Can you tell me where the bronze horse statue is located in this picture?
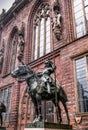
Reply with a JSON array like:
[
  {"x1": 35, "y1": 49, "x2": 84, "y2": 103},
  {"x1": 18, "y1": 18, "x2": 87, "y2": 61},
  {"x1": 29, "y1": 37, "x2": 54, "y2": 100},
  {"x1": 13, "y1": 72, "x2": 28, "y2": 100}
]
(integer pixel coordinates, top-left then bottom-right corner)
[
  {"x1": 0, "y1": 102, "x2": 6, "y2": 126},
  {"x1": 11, "y1": 64, "x2": 70, "y2": 124}
]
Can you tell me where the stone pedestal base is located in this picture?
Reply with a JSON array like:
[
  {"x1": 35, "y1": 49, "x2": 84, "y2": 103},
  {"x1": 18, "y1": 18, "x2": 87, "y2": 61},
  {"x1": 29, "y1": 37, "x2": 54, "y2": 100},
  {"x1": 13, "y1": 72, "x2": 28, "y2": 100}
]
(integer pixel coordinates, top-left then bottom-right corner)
[
  {"x1": 0, "y1": 127, "x2": 6, "y2": 130},
  {"x1": 6, "y1": 128, "x2": 14, "y2": 130},
  {"x1": 25, "y1": 122, "x2": 72, "y2": 130},
  {"x1": 25, "y1": 129, "x2": 71, "y2": 130}
]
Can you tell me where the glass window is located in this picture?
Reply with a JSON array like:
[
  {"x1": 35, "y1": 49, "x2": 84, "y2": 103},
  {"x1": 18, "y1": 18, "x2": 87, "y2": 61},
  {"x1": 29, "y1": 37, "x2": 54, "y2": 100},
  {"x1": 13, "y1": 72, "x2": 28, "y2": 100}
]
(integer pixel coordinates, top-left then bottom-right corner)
[
  {"x1": 74, "y1": 0, "x2": 88, "y2": 38},
  {"x1": 40, "y1": 18, "x2": 44, "y2": 57},
  {"x1": 0, "y1": 86, "x2": 12, "y2": 122},
  {"x1": 75, "y1": 56, "x2": 88, "y2": 113},
  {"x1": 46, "y1": 17, "x2": 50, "y2": 54},
  {"x1": 10, "y1": 37, "x2": 17, "y2": 71},
  {"x1": 84, "y1": 0, "x2": 88, "y2": 6},
  {"x1": 3, "y1": 30, "x2": 18, "y2": 76},
  {"x1": 33, "y1": 3, "x2": 51, "y2": 60},
  {"x1": 74, "y1": 0, "x2": 82, "y2": 7},
  {"x1": 34, "y1": 26, "x2": 38, "y2": 60},
  {"x1": 74, "y1": 4, "x2": 82, "y2": 13},
  {"x1": 75, "y1": 12, "x2": 84, "y2": 19}
]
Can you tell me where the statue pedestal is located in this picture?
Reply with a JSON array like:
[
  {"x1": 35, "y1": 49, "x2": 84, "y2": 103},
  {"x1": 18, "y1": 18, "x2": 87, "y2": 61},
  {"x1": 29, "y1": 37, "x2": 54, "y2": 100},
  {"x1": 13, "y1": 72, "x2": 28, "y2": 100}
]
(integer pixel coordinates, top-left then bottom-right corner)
[
  {"x1": 0, "y1": 127, "x2": 6, "y2": 130},
  {"x1": 24, "y1": 122, "x2": 72, "y2": 130}
]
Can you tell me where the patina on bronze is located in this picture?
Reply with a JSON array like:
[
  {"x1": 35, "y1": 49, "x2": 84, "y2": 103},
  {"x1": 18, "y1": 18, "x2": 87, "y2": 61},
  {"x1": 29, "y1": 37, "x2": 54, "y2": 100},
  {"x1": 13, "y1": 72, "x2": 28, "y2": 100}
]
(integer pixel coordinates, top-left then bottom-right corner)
[
  {"x1": 11, "y1": 60, "x2": 70, "y2": 124},
  {"x1": 0, "y1": 102, "x2": 6, "y2": 126}
]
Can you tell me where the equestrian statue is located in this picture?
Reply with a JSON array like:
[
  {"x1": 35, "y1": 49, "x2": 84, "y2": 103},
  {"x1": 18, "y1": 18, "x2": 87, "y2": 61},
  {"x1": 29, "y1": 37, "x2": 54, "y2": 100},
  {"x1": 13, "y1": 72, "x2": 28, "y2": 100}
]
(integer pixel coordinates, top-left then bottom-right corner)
[{"x1": 11, "y1": 59, "x2": 70, "y2": 124}]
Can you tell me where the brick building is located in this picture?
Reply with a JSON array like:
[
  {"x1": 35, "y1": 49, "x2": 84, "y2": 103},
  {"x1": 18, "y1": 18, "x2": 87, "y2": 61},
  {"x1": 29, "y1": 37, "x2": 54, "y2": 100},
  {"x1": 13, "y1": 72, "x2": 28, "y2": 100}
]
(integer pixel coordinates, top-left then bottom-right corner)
[{"x1": 0, "y1": 0, "x2": 88, "y2": 130}]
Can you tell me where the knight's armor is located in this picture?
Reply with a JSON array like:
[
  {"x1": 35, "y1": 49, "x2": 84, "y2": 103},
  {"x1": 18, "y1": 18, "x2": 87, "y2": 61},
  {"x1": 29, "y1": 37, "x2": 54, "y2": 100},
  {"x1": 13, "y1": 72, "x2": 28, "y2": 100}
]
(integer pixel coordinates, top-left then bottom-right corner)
[{"x1": 41, "y1": 60, "x2": 56, "y2": 93}]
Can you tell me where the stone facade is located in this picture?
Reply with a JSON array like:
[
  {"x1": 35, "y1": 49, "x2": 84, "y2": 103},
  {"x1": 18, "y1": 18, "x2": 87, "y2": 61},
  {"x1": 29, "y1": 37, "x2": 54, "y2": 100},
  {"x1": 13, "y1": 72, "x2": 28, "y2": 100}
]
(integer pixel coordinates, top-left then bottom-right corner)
[{"x1": 0, "y1": 0, "x2": 88, "y2": 130}]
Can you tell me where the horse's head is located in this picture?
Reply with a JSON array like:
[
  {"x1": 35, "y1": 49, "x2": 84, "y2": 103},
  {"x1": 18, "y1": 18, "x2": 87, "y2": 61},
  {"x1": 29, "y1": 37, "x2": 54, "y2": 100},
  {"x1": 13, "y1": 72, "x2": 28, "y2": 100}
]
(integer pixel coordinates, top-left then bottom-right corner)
[{"x1": 11, "y1": 64, "x2": 33, "y2": 79}]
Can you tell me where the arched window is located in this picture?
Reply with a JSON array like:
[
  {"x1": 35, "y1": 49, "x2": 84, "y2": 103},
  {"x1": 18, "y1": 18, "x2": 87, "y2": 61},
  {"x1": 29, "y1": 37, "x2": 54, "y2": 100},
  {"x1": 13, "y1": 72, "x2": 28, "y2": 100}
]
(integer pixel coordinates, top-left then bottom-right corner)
[
  {"x1": 73, "y1": 0, "x2": 88, "y2": 38},
  {"x1": 33, "y1": 3, "x2": 51, "y2": 60},
  {"x1": 10, "y1": 33, "x2": 18, "y2": 71},
  {"x1": 3, "y1": 28, "x2": 18, "y2": 76}
]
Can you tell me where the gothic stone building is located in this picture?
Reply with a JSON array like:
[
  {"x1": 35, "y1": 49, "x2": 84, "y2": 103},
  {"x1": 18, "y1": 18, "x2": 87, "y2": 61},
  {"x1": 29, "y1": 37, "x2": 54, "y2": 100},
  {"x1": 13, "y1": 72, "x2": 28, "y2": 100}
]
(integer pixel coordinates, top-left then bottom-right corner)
[{"x1": 0, "y1": 0, "x2": 88, "y2": 130}]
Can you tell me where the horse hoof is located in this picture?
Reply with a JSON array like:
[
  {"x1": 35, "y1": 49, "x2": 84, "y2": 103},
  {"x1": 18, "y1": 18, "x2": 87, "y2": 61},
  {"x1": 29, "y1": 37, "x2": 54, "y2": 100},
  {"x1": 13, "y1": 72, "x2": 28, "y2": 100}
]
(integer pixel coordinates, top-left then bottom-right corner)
[
  {"x1": 33, "y1": 116, "x2": 41, "y2": 123},
  {"x1": 33, "y1": 118, "x2": 38, "y2": 123}
]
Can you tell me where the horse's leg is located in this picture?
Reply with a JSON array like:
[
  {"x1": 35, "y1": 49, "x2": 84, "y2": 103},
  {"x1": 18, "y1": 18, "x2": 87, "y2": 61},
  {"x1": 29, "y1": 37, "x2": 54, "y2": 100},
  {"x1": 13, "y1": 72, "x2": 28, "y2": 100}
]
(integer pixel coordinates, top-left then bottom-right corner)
[
  {"x1": 30, "y1": 94, "x2": 39, "y2": 121},
  {"x1": 52, "y1": 100, "x2": 62, "y2": 124},
  {"x1": 36, "y1": 94, "x2": 42, "y2": 121},
  {"x1": 57, "y1": 105, "x2": 62, "y2": 124},
  {"x1": 61, "y1": 100, "x2": 70, "y2": 125},
  {"x1": 1, "y1": 114, "x2": 2, "y2": 126},
  {"x1": 38, "y1": 101, "x2": 42, "y2": 121},
  {"x1": 35, "y1": 103, "x2": 39, "y2": 119}
]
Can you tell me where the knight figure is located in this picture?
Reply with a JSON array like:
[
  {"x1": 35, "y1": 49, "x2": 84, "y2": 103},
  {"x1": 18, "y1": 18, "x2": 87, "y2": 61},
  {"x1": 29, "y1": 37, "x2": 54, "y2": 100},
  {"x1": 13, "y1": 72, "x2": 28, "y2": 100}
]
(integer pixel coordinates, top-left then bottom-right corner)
[{"x1": 40, "y1": 59, "x2": 56, "y2": 93}]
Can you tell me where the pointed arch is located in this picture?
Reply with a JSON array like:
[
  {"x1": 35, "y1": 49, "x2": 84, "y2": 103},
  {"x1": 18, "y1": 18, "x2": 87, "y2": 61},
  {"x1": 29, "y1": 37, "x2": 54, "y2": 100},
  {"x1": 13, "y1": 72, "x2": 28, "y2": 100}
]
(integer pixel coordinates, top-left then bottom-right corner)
[
  {"x1": 3, "y1": 26, "x2": 18, "y2": 76},
  {"x1": 26, "y1": 0, "x2": 41, "y2": 63},
  {"x1": 26, "y1": 0, "x2": 52, "y2": 63},
  {"x1": 17, "y1": 86, "x2": 34, "y2": 130}
]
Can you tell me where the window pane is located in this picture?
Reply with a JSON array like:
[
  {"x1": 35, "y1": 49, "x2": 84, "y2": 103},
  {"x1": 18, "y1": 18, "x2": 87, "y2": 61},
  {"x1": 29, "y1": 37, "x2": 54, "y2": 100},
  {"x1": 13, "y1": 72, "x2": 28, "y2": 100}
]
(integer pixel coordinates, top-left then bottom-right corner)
[
  {"x1": 75, "y1": 57, "x2": 88, "y2": 113},
  {"x1": 11, "y1": 39, "x2": 17, "y2": 71},
  {"x1": 78, "y1": 78, "x2": 88, "y2": 89},
  {"x1": 84, "y1": 0, "x2": 88, "y2": 6},
  {"x1": 33, "y1": 4, "x2": 51, "y2": 60},
  {"x1": 46, "y1": 26, "x2": 50, "y2": 31},
  {"x1": 74, "y1": 0, "x2": 82, "y2": 7},
  {"x1": 75, "y1": 16, "x2": 85, "y2": 26},
  {"x1": 40, "y1": 18, "x2": 44, "y2": 57},
  {"x1": 0, "y1": 86, "x2": 12, "y2": 121},
  {"x1": 6, "y1": 87, "x2": 12, "y2": 120},
  {"x1": 77, "y1": 32, "x2": 83, "y2": 38},
  {"x1": 85, "y1": 6, "x2": 88, "y2": 12},
  {"x1": 75, "y1": 15, "x2": 86, "y2": 37},
  {"x1": 34, "y1": 26, "x2": 38, "y2": 60},
  {"x1": 46, "y1": 17, "x2": 50, "y2": 54},
  {"x1": 75, "y1": 11, "x2": 83, "y2": 19},
  {"x1": 74, "y1": 4, "x2": 82, "y2": 13},
  {"x1": 74, "y1": 0, "x2": 87, "y2": 38},
  {"x1": 85, "y1": 7, "x2": 88, "y2": 24},
  {"x1": 76, "y1": 23, "x2": 85, "y2": 33}
]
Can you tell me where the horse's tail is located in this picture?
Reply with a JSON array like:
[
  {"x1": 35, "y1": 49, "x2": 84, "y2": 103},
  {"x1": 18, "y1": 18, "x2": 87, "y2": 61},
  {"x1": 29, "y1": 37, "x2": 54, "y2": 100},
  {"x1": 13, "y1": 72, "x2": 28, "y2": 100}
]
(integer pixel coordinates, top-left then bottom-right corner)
[{"x1": 59, "y1": 86, "x2": 68, "y2": 102}]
